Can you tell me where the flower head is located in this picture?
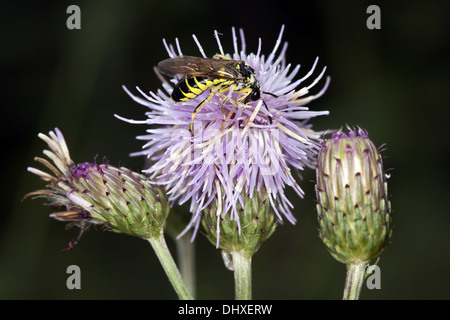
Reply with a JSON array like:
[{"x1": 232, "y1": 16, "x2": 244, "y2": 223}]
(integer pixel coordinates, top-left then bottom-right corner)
[
  {"x1": 23, "y1": 128, "x2": 170, "y2": 251},
  {"x1": 315, "y1": 127, "x2": 392, "y2": 265},
  {"x1": 119, "y1": 26, "x2": 330, "y2": 244}
]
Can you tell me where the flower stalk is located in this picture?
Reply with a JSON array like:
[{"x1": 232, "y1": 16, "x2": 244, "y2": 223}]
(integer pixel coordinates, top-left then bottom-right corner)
[
  {"x1": 342, "y1": 261, "x2": 368, "y2": 300},
  {"x1": 147, "y1": 232, "x2": 194, "y2": 300},
  {"x1": 230, "y1": 250, "x2": 253, "y2": 300},
  {"x1": 164, "y1": 206, "x2": 197, "y2": 298},
  {"x1": 174, "y1": 233, "x2": 196, "y2": 298}
]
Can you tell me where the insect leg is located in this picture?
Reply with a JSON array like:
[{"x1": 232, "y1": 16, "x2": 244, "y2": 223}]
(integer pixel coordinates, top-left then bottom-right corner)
[
  {"x1": 190, "y1": 91, "x2": 215, "y2": 134},
  {"x1": 216, "y1": 83, "x2": 235, "y2": 119},
  {"x1": 217, "y1": 94, "x2": 230, "y2": 120},
  {"x1": 237, "y1": 88, "x2": 273, "y2": 125}
]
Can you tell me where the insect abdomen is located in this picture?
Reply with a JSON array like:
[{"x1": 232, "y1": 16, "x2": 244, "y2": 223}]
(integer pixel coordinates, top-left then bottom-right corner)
[
  {"x1": 171, "y1": 76, "x2": 229, "y2": 102},
  {"x1": 171, "y1": 76, "x2": 205, "y2": 102}
]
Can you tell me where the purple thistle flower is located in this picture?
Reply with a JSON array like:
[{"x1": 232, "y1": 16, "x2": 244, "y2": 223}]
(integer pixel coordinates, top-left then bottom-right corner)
[{"x1": 119, "y1": 26, "x2": 330, "y2": 244}]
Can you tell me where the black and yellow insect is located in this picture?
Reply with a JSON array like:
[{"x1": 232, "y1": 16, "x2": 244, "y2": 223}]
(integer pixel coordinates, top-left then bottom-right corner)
[{"x1": 157, "y1": 54, "x2": 272, "y2": 134}]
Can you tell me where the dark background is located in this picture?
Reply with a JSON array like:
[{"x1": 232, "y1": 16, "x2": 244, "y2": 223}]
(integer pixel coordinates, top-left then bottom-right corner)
[{"x1": 1, "y1": 0, "x2": 449, "y2": 299}]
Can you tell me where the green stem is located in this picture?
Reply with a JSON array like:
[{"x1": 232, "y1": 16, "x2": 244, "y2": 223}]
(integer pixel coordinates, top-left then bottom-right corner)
[
  {"x1": 175, "y1": 235, "x2": 196, "y2": 298},
  {"x1": 343, "y1": 261, "x2": 368, "y2": 300},
  {"x1": 231, "y1": 250, "x2": 252, "y2": 300},
  {"x1": 147, "y1": 233, "x2": 194, "y2": 300}
]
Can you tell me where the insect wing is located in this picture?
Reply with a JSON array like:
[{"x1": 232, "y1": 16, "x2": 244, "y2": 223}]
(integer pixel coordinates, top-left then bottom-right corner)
[{"x1": 157, "y1": 56, "x2": 244, "y2": 80}]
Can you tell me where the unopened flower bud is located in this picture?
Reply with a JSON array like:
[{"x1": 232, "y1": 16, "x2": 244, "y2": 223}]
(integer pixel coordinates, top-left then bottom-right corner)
[{"x1": 315, "y1": 127, "x2": 392, "y2": 265}]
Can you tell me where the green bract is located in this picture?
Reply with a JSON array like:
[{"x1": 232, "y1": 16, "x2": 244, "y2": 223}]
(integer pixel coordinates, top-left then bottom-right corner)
[
  {"x1": 201, "y1": 188, "x2": 277, "y2": 258},
  {"x1": 69, "y1": 165, "x2": 170, "y2": 239}
]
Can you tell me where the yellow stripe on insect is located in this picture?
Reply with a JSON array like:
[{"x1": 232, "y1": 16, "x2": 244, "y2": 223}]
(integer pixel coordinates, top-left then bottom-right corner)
[
  {"x1": 186, "y1": 78, "x2": 203, "y2": 96},
  {"x1": 182, "y1": 78, "x2": 200, "y2": 99},
  {"x1": 194, "y1": 77, "x2": 209, "y2": 91},
  {"x1": 179, "y1": 90, "x2": 192, "y2": 102}
]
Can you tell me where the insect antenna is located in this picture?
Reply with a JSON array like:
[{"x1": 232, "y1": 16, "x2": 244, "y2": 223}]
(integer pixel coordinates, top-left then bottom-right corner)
[
  {"x1": 262, "y1": 99, "x2": 273, "y2": 125},
  {"x1": 262, "y1": 91, "x2": 278, "y2": 124},
  {"x1": 263, "y1": 91, "x2": 278, "y2": 98}
]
